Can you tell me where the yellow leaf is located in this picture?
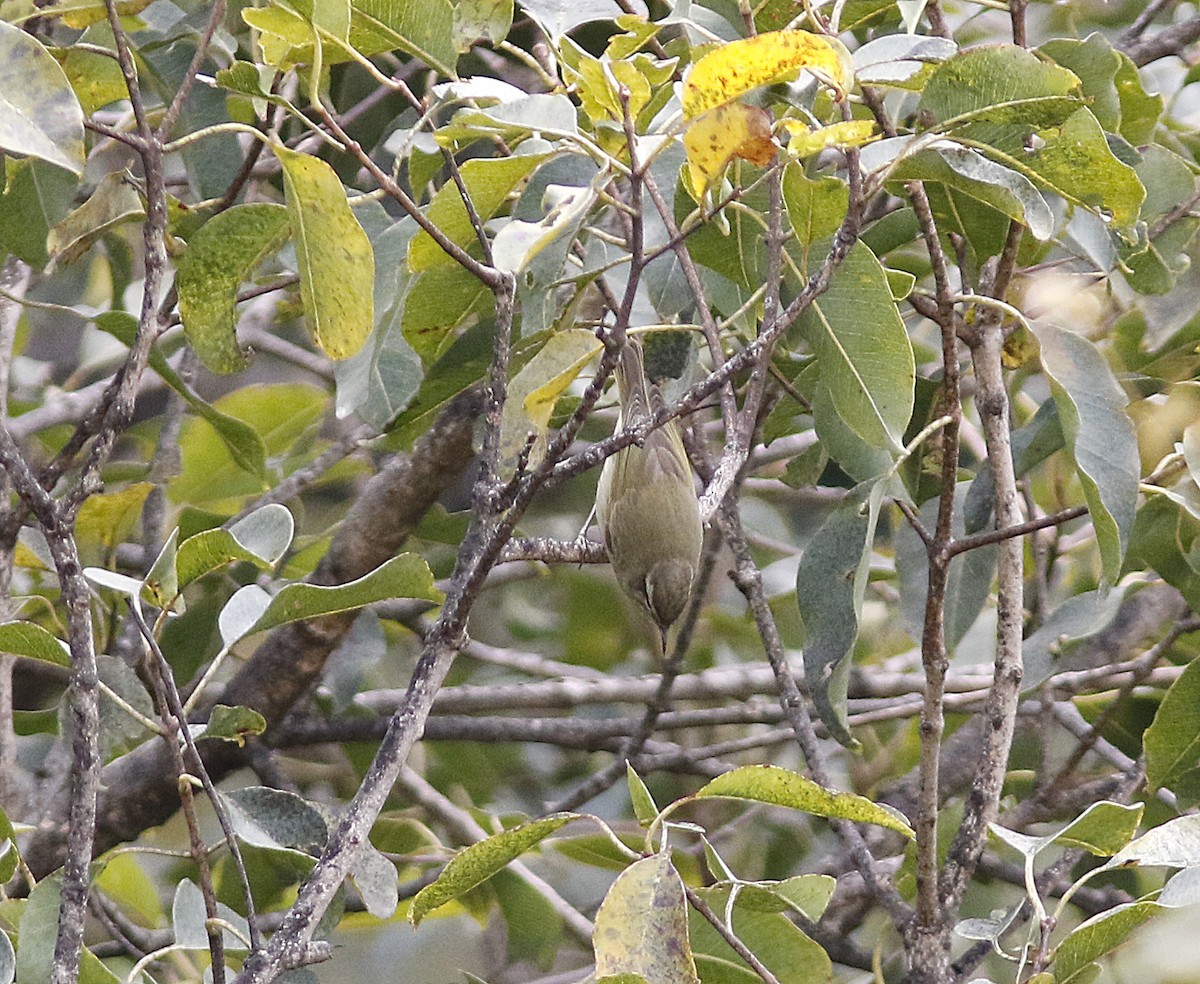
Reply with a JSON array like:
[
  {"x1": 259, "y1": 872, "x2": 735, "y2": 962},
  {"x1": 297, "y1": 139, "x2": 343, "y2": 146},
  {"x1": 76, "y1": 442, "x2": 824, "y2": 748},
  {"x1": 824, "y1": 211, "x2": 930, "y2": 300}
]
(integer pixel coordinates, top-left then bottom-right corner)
[
  {"x1": 75, "y1": 482, "x2": 154, "y2": 550},
  {"x1": 274, "y1": 144, "x2": 374, "y2": 360},
  {"x1": 779, "y1": 118, "x2": 878, "y2": 158},
  {"x1": 681, "y1": 30, "x2": 853, "y2": 121},
  {"x1": 498, "y1": 328, "x2": 602, "y2": 470},
  {"x1": 683, "y1": 103, "x2": 776, "y2": 199}
]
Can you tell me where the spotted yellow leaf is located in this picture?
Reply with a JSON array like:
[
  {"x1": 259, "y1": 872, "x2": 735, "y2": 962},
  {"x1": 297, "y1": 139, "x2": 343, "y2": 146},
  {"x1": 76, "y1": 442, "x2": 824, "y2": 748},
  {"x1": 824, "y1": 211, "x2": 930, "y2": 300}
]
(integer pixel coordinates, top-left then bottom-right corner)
[
  {"x1": 683, "y1": 103, "x2": 776, "y2": 198},
  {"x1": 779, "y1": 118, "x2": 878, "y2": 158},
  {"x1": 681, "y1": 30, "x2": 853, "y2": 120}
]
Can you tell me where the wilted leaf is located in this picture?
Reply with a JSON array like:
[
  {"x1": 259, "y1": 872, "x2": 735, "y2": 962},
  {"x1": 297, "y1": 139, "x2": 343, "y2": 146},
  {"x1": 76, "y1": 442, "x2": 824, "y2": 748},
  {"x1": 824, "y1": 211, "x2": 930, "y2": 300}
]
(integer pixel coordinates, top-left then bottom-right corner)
[{"x1": 47, "y1": 171, "x2": 143, "y2": 263}]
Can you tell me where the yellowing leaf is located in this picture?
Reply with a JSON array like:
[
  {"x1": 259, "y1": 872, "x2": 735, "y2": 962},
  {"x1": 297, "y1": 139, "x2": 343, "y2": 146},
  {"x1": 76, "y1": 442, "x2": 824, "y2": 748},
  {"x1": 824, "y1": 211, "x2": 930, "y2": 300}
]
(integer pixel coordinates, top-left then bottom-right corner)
[
  {"x1": 49, "y1": 0, "x2": 154, "y2": 29},
  {"x1": 683, "y1": 103, "x2": 776, "y2": 198},
  {"x1": 75, "y1": 482, "x2": 154, "y2": 550},
  {"x1": 593, "y1": 853, "x2": 699, "y2": 984},
  {"x1": 274, "y1": 144, "x2": 374, "y2": 360},
  {"x1": 498, "y1": 328, "x2": 602, "y2": 469},
  {"x1": 780, "y1": 118, "x2": 878, "y2": 158},
  {"x1": 681, "y1": 30, "x2": 852, "y2": 120}
]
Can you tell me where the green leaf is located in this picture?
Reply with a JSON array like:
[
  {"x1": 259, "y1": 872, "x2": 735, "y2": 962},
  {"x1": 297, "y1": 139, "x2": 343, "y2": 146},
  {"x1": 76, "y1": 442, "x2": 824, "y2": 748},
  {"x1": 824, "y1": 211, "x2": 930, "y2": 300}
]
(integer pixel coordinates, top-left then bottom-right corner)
[
  {"x1": 695, "y1": 765, "x2": 914, "y2": 838},
  {"x1": 1039, "y1": 34, "x2": 1124, "y2": 133},
  {"x1": 1052, "y1": 902, "x2": 1160, "y2": 984},
  {"x1": 1113, "y1": 51, "x2": 1163, "y2": 145},
  {"x1": 0, "y1": 925, "x2": 12, "y2": 984},
  {"x1": 452, "y1": 0, "x2": 513, "y2": 50},
  {"x1": 491, "y1": 868, "x2": 562, "y2": 969},
  {"x1": 401, "y1": 263, "x2": 494, "y2": 363},
  {"x1": 1021, "y1": 586, "x2": 1130, "y2": 692},
  {"x1": 95, "y1": 312, "x2": 269, "y2": 481},
  {"x1": 1160, "y1": 866, "x2": 1200, "y2": 908},
  {"x1": 783, "y1": 164, "x2": 848, "y2": 250},
  {"x1": 16, "y1": 878, "x2": 120, "y2": 984},
  {"x1": 408, "y1": 154, "x2": 548, "y2": 271},
  {"x1": 222, "y1": 786, "x2": 329, "y2": 857},
  {"x1": 349, "y1": 839, "x2": 400, "y2": 920},
  {"x1": 895, "y1": 484, "x2": 997, "y2": 652},
  {"x1": 335, "y1": 218, "x2": 425, "y2": 427},
  {"x1": 627, "y1": 764, "x2": 658, "y2": 826},
  {"x1": 74, "y1": 481, "x2": 154, "y2": 552},
  {"x1": 0, "y1": 622, "x2": 69, "y2": 668},
  {"x1": 195, "y1": 704, "x2": 267, "y2": 745},
  {"x1": 275, "y1": 143, "x2": 375, "y2": 360},
  {"x1": 0, "y1": 21, "x2": 86, "y2": 175},
  {"x1": 1127, "y1": 497, "x2": 1200, "y2": 611},
  {"x1": 177, "y1": 204, "x2": 292, "y2": 374},
  {"x1": 1022, "y1": 108, "x2": 1144, "y2": 229},
  {"x1": 434, "y1": 90, "x2": 578, "y2": 146},
  {"x1": 707, "y1": 875, "x2": 835, "y2": 921},
  {"x1": 992, "y1": 802, "x2": 1143, "y2": 860},
  {"x1": 94, "y1": 655, "x2": 156, "y2": 763},
  {"x1": 170, "y1": 382, "x2": 325, "y2": 506},
  {"x1": 0, "y1": 158, "x2": 77, "y2": 268},
  {"x1": 143, "y1": 528, "x2": 180, "y2": 612},
  {"x1": 800, "y1": 241, "x2": 915, "y2": 455},
  {"x1": 1033, "y1": 321, "x2": 1139, "y2": 584},
  {"x1": 795, "y1": 481, "x2": 885, "y2": 747},
  {"x1": 491, "y1": 178, "x2": 598, "y2": 276},
  {"x1": 689, "y1": 883, "x2": 829, "y2": 984},
  {"x1": 243, "y1": 553, "x2": 443, "y2": 640},
  {"x1": 919, "y1": 44, "x2": 1081, "y2": 127},
  {"x1": 58, "y1": 27, "x2": 128, "y2": 115},
  {"x1": 335, "y1": 311, "x2": 425, "y2": 429},
  {"x1": 965, "y1": 398, "x2": 1063, "y2": 533},
  {"x1": 592, "y1": 852, "x2": 699, "y2": 984},
  {"x1": 1146, "y1": 655, "x2": 1200, "y2": 793},
  {"x1": 410, "y1": 813, "x2": 577, "y2": 924},
  {"x1": 1108, "y1": 815, "x2": 1200, "y2": 868},
  {"x1": 350, "y1": 0, "x2": 457, "y2": 77},
  {"x1": 388, "y1": 317, "x2": 494, "y2": 442},
  {"x1": 176, "y1": 504, "x2": 294, "y2": 588},
  {"x1": 171, "y1": 879, "x2": 252, "y2": 951},
  {"x1": 46, "y1": 170, "x2": 143, "y2": 263},
  {"x1": 853, "y1": 33, "x2": 957, "y2": 88},
  {"x1": 889, "y1": 143, "x2": 1053, "y2": 242}
]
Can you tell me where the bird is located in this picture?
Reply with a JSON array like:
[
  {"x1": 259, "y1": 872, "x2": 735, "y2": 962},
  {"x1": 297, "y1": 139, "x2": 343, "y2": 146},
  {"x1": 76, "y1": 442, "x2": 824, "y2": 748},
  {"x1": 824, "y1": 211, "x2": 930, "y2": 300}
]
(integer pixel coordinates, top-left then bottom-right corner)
[{"x1": 595, "y1": 337, "x2": 704, "y2": 655}]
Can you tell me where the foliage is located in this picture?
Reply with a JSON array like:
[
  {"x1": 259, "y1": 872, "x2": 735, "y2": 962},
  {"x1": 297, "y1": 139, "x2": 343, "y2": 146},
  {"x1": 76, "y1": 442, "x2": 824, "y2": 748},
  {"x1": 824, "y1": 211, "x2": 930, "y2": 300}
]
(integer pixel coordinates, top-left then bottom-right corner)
[{"x1": 0, "y1": 1, "x2": 1199, "y2": 983}]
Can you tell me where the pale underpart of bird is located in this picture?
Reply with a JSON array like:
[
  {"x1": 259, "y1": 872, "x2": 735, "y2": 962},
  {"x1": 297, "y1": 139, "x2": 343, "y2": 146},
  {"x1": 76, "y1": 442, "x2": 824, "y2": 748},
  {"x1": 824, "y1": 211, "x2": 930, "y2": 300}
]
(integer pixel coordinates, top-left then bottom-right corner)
[{"x1": 595, "y1": 338, "x2": 703, "y2": 654}]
